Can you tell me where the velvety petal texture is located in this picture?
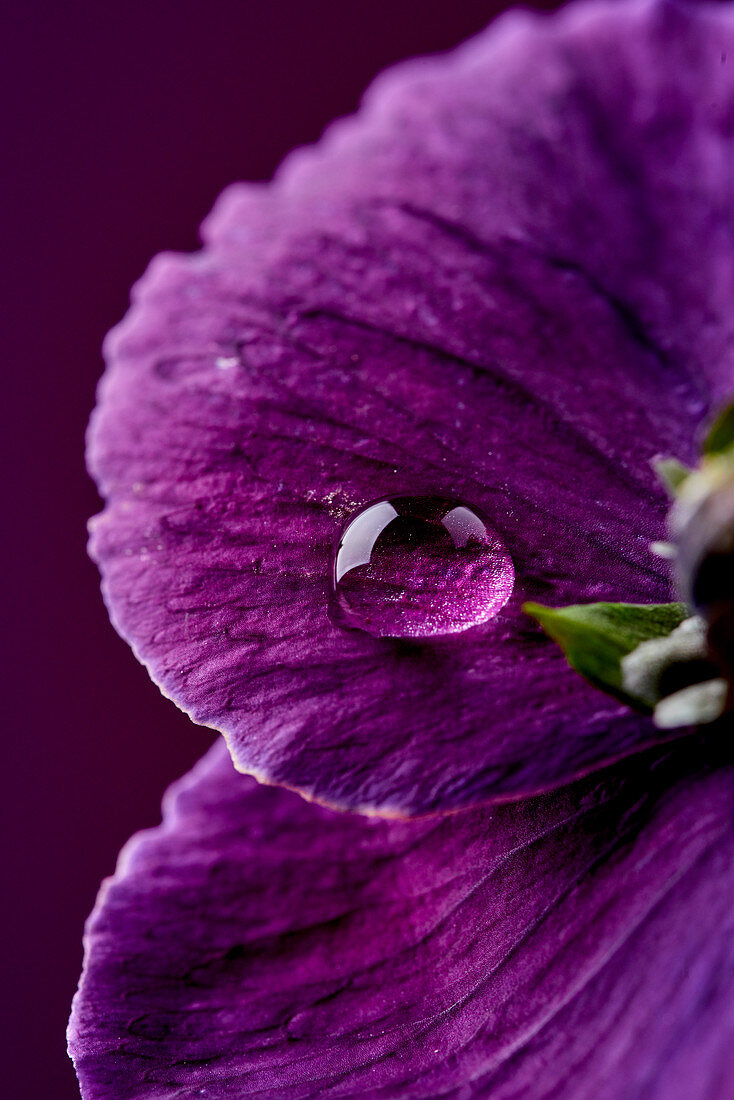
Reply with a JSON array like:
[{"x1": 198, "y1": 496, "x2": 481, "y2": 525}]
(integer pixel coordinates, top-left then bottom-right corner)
[
  {"x1": 89, "y1": 0, "x2": 734, "y2": 813},
  {"x1": 69, "y1": 734, "x2": 734, "y2": 1099}
]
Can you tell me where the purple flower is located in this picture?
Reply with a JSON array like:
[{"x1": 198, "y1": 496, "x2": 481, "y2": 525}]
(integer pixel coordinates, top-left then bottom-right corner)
[
  {"x1": 69, "y1": 736, "x2": 734, "y2": 1099},
  {"x1": 70, "y1": 1, "x2": 734, "y2": 1096}
]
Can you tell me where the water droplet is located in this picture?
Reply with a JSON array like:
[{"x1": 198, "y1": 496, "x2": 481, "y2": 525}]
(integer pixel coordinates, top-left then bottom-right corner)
[{"x1": 332, "y1": 496, "x2": 514, "y2": 638}]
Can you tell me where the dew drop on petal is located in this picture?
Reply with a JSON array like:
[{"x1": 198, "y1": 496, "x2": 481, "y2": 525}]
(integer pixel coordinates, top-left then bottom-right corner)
[{"x1": 331, "y1": 496, "x2": 514, "y2": 638}]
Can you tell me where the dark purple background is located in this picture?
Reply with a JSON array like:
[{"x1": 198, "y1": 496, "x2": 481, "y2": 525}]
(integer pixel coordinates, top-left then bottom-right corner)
[{"x1": 3, "y1": 2, "x2": 558, "y2": 1094}]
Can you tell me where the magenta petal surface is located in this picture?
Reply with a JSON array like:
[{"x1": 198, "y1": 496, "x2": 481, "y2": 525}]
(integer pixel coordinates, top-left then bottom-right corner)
[
  {"x1": 89, "y1": 0, "x2": 734, "y2": 814},
  {"x1": 69, "y1": 735, "x2": 734, "y2": 1099}
]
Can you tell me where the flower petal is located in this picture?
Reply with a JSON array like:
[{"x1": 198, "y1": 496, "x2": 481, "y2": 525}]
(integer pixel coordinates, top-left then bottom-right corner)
[
  {"x1": 69, "y1": 734, "x2": 734, "y2": 1098},
  {"x1": 89, "y1": 0, "x2": 734, "y2": 813}
]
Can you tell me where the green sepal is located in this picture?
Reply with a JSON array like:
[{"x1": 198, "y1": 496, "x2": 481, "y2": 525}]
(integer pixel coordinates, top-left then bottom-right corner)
[
  {"x1": 653, "y1": 456, "x2": 692, "y2": 496},
  {"x1": 703, "y1": 402, "x2": 734, "y2": 457},
  {"x1": 523, "y1": 601, "x2": 688, "y2": 709}
]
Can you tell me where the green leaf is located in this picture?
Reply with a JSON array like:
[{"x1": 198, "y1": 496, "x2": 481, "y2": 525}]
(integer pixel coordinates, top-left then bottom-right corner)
[
  {"x1": 703, "y1": 402, "x2": 734, "y2": 457},
  {"x1": 652, "y1": 456, "x2": 692, "y2": 496},
  {"x1": 523, "y1": 601, "x2": 688, "y2": 709}
]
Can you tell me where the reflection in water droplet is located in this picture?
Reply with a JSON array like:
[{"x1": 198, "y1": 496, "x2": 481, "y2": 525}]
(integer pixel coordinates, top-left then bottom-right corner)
[{"x1": 331, "y1": 496, "x2": 514, "y2": 638}]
